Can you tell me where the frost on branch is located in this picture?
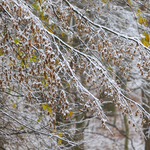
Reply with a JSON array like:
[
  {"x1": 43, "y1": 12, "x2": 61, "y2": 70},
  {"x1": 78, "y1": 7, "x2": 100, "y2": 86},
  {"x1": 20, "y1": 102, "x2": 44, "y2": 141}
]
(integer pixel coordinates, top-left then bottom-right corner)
[{"x1": 0, "y1": 0, "x2": 150, "y2": 149}]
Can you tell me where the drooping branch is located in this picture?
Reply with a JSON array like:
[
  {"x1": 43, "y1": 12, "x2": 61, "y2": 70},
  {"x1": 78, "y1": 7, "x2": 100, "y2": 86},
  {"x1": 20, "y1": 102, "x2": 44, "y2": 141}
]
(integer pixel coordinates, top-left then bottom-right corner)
[{"x1": 63, "y1": 0, "x2": 150, "y2": 54}]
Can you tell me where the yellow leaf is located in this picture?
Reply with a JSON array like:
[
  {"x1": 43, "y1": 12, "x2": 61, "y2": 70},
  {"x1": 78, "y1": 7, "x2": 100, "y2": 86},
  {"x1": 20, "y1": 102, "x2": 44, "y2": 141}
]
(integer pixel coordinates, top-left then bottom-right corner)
[
  {"x1": 39, "y1": 11, "x2": 44, "y2": 20},
  {"x1": 61, "y1": 31, "x2": 64, "y2": 36},
  {"x1": 20, "y1": 60, "x2": 24, "y2": 66},
  {"x1": 37, "y1": 119, "x2": 40, "y2": 122},
  {"x1": 9, "y1": 61, "x2": 13, "y2": 66},
  {"x1": 16, "y1": 55, "x2": 21, "y2": 60},
  {"x1": 66, "y1": 82, "x2": 70, "y2": 88},
  {"x1": 143, "y1": 32, "x2": 149, "y2": 42},
  {"x1": 0, "y1": 50, "x2": 3, "y2": 56},
  {"x1": 37, "y1": 115, "x2": 42, "y2": 122},
  {"x1": 102, "y1": 0, "x2": 109, "y2": 3},
  {"x1": 47, "y1": 107, "x2": 52, "y2": 114},
  {"x1": 42, "y1": 103, "x2": 47, "y2": 109},
  {"x1": 141, "y1": 38, "x2": 149, "y2": 47},
  {"x1": 128, "y1": 0, "x2": 132, "y2": 6},
  {"x1": 16, "y1": 52, "x2": 24, "y2": 60},
  {"x1": 14, "y1": 37, "x2": 20, "y2": 44},
  {"x1": 138, "y1": 16, "x2": 143, "y2": 25},
  {"x1": 42, "y1": 103, "x2": 52, "y2": 114},
  {"x1": 55, "y1": 58, "x2": 60, "y2": 66},
  {"x1": 58, "y1": 131, "x2": 63, "y2": 137},
  {"x1": 61, "y1": 31, "x2": 66, "y2": 37},
  {"x1": 12, "y1": 103, "x2": 16, "y2": 108},
  {"x1": 57, "y1": 139, "x2": 62, "y2": 145},
  {"x1": 69, "y1": 110, "x2": 73, "y2": 116},
  {"x1": 138, "y1": 16, "x2": 148, "y2": 26},
  {"x1": 50, "y1": 23, "x2": 57, "y2": 30},
  {"x1": 45, "y1": 82, "x2": 48, "y2": 86},
  {"x1": 41, "y1": 15, "x2": 49, "y2": 23},
  {"x1": 48, "y1": 28, "x2": 53, "y2": 33},
  {"x1": 136, "y1": 13, "x2": 140, "y2": 17},
  {"x1": 107, "y1": 65, "x2": 112, "y2": 71},
  {"x1": 57, "y1": 131, "x2": 63, "y2": 145},
  {"x1": 137, "y1": 8, "x2": 141, "y2": 14},
  {"x1": 143, "y1": 18, "x2": 148, "y2": 26},
  {"x1": 19, "y1": 126, "x2": 24, "y2": 129},
  {"x1": 31, "y1": 2, "x2": 39, "y2": 10},
  {"x1": 29, "y1": 54, "x2": 38, "y2": 62}
]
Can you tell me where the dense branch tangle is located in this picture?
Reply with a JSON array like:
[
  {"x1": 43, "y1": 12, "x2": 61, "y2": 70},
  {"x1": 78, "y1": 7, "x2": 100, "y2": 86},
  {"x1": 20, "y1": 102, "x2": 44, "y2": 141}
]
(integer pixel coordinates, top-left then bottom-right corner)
[{"x1": 0, "y1": 0, "x2": 150, "y2": 149}]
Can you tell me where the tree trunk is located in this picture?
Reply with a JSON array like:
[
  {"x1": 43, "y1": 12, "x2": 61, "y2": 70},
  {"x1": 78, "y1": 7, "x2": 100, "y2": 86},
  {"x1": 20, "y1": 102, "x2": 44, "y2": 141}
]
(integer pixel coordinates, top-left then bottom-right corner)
[
  {"x1": 124, "y1": 115, "x2": 129, "y2": 150},
  {"x1": 142, "y1": 79, "x2": 150, "y2": 150},
  {"x1": 117, "y1": 73, "x2": 129, "y2": 150},
  {"x1": 73, "y1": 110, "x2": 86, "y2": 150},
  {"x1": 72, "y1": 71, "x2": 86, "y2": 150},
  {"x1": 0, "y1": 103, "x2": 5, "y2": 150}
]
